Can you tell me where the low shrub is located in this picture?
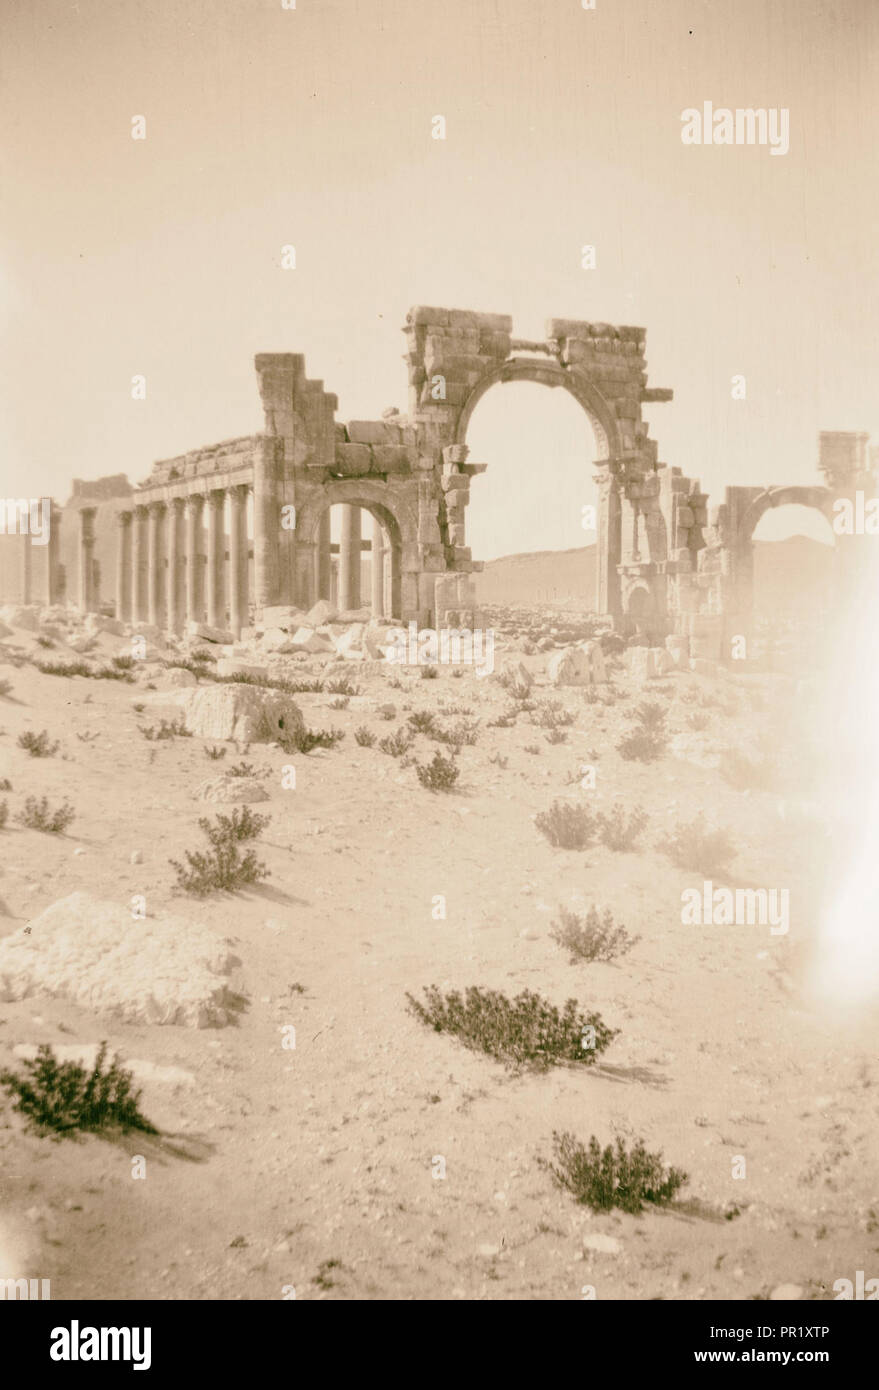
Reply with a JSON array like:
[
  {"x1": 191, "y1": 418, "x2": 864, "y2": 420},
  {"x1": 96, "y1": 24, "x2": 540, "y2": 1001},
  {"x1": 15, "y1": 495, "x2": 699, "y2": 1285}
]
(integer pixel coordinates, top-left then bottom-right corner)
[
  {"x1": 542, "y1": 1131, "x2": 687, "y2": 1213},
  {"x1": 617, "y1": 700, "x2": 668, "y2": 762},
  {"x1": 17, "y1": 796, "x2": 75, "y2": 833},
  {"x1": 378, "y1": 727, "x2": 414, "y2": 758},
  {"x1": 0, "y1": 1042, "x2": 156, "y2": 1136},
  {"x1": 596, "y1": 803, "x2": 649, "y2": 852},
  {"x1": 415, "y1": 749, "x2": 459, "y2": 791},
  {"x1": 658, "y1": 817, "x2": 736, "y2": 875},
  {"x1": 406, "y1": 985, "x2": 617, "y2": 1070},
  {"x1": 535, "y1": 800, "x2": 596, "y2": 849},
  {"x1": 17, "y1": 729, "x2": 59, "y2": 758},
  {"x1": 170, "y1": 807, "x2": 270, "y2": 896},
  {"x1": 551, "y1": 906, "x2": 640, "y2": 963}
]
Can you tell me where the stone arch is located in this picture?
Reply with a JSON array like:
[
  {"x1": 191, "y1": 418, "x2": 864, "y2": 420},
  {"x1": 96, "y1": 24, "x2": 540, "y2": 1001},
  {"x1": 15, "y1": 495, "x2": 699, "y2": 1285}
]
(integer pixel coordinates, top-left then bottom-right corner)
[
  {"x1": 453, "y1": 358, "x2": 622, "y2": 463},
  {"x1": 730, "y1": 485, "x2": 837, "y2": 629},
  {"x1": 625, "y1": 582, "x2": 653, "y2": 617},
  {"x1": 737, "y1": 485, "x2": 836, "y2": 545},
  {"x1": 452, "y1": 359, "x2": 625, "y2": 619},
  {"x1": 294, "y1": 479, "x2": 419, "y2": 619}
]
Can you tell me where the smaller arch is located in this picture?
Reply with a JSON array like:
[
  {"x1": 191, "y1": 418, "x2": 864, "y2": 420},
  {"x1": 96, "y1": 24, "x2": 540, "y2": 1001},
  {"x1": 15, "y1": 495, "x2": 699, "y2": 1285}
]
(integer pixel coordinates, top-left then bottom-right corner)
[
  {"x1": 453, "y1": 358, "x2": 622, "y2": 463},
  {"x1": 737, "y1": 486, "x2": 836, "y2": 545},
  {"x1": 295, "y1": 479, "x2": 418, "y2": 619},
  {"x1": 625, "y1": 583, "x2": 653, "y2": 617}
]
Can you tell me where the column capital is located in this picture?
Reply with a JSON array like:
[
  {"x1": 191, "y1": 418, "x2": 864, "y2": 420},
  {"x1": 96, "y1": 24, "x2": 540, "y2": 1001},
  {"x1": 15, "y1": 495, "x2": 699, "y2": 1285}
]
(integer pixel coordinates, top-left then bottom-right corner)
[{"x1": 116, "y1": 508, "x2": 133, "y2": 526}]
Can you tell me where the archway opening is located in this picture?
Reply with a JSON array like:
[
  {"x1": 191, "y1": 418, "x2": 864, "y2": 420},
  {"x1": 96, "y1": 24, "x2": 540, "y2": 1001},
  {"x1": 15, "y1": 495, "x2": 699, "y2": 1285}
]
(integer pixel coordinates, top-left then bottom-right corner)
[
  {"x1": 749, "y1": 502, "x2": 835, "y2": 669},
  {"x1": 461, "y1": 380, "x2": 602, "y2": 614},
  {"x1": 313, "y1": 501, "x2": 398, "y2": 619}
]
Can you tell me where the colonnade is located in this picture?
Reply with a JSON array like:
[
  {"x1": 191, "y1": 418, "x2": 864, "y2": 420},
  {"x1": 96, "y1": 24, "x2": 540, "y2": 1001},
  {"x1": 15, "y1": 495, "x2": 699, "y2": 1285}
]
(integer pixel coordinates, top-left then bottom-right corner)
[{"x1": 109, "y1": 485, "x2": 251, "y2": 637}]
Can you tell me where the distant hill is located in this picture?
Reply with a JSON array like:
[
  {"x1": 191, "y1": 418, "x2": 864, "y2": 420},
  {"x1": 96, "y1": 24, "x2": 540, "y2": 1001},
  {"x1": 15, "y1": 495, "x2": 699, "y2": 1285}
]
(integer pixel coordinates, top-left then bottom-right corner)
[{"x1": 473, "y1": 535, "x2": 834, "y2": 612}]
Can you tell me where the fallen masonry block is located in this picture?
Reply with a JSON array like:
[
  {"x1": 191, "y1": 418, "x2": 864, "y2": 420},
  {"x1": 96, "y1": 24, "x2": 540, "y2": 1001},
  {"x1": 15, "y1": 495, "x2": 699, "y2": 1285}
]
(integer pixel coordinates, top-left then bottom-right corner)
[
  {"x1": 626, "y1": 646, "x2": 675, "y2": 680},
  {"x1": 0, "y1": 892, "x2": 242, "y2": 1028},
  {"x1": 260, "y1": 606, "x2": 307, "y2": 631},
  {"x1": 194, "y1": 773, "x2": 269, "y2": 804},
  {"x1": 188, "y1": 621, "x2": 233, "y2": 644},
  {"x1": 179, "y1": 682, "x2": 304, "y2": 741}
]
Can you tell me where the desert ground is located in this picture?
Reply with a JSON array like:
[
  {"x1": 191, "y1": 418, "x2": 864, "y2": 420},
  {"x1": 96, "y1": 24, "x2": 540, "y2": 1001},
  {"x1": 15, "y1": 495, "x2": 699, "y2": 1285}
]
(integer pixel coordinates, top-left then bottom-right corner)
[{"x1": 0, "y1": 601, "x2": 876, "y2": 1302}]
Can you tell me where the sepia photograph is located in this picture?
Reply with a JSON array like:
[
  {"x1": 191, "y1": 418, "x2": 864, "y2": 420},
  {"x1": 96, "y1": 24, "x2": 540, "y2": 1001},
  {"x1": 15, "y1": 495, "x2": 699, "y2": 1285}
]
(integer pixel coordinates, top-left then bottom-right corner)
[{"x1": 0, "y1": 0, "x2": 877, "y2": 1352}]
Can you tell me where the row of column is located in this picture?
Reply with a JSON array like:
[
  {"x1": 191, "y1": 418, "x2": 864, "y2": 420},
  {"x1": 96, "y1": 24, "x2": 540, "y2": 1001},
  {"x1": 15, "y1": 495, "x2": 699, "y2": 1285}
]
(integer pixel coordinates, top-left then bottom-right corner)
[
  {"x1": 111, "y1": 487, "x2": 250, "y2": 637},
  {"x1": 317, "y1": 506, "x2": 387, "y2": 614}
]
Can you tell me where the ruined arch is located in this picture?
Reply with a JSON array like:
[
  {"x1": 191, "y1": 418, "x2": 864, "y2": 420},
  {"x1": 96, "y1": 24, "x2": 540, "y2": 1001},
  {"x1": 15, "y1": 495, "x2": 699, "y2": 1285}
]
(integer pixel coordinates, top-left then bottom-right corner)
[
  {"x1": 450, "y1": 358, "x2": 628, "y2": 617},
  {"x1": 293, "y1": 478, "x2": 418, "y2": 619},
  {"x1": 737, "y1": 485, "x2": 836, "y2": 545},
  {"x1": 453, "y1": 358, "x2": 622, "y2": 464}
]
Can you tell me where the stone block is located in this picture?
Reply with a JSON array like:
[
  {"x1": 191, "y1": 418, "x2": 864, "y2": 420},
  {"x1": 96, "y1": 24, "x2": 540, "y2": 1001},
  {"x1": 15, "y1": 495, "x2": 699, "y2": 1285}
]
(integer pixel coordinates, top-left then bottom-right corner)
[
  {"x1": 346, "y1": 420, "x2": 399, "y2": 446},
  {"x1": 370, "y1": 445, "x2": 412, "y2": 474},
  {"x1": 333, "y1": 443, "x2": 372, "y2": 476},
  {"x1": 188, "y1": 622, "x2": 233, "y2": 644},
  {"x1": 305, "y1": 599, "x2": 337, "y2": 626},
  {"x1": 547, "y1": 646, "x2": 592, "y2": 686},
  {"x1": 0, "y1": 891, "x2": 240, "y2": 1028}
]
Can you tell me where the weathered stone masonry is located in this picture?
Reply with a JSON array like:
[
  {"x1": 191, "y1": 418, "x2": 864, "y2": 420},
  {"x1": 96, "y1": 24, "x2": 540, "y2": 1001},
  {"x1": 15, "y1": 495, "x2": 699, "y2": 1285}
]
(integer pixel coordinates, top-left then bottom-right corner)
[{"x1": 9, "y1": 308, "x2": 873, "y2": 661}]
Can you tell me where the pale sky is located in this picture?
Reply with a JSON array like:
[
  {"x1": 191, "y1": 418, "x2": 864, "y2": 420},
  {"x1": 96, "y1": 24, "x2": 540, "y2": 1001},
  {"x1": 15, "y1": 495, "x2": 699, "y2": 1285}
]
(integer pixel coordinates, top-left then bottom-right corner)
[{"x1": 1, "y1": 0, "x2": 876, "y2": 559}]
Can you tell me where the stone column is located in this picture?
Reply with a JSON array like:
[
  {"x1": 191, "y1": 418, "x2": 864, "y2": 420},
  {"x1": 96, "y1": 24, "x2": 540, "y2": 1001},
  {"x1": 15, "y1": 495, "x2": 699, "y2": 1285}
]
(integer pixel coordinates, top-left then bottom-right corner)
[
  {"x1": 228, "y1": 486, "x2": 248, "y2": 638},
  {"x1": 21, "y1": 528, "x2": 32, "y2": 606},
  {"x1": 165, "y1": 499, "x2": 184, "y2": 634},
  {"x1": 206, "y1": 490, "x2": 226, "y2": 628},
  {"x1": 252, "y1": 436, "x2": 279, "y2": 612},
  {"x1": 339, "y1": 505, "x2": 361, "y2": 610},
  {"x1": 185, "y1": 494, "x2": 205, "y2": 627},
  {"x1": 78, "y1": 508, "x2": 96, "y2": 612},
  {"x1": 46, "y1": 500, "x2": 60, "y2": 605},
  {"x1": 130, "y1": 506, "x2": 147, "y2": 623},
  {"x1": 595, "y1": 469, "x2": 622, "y2": 622},
  {"x1": 147, "y1": 503, "x2": 164, "y2": 628},
  {"x1": 115, "y1": 511, "x2": 132, "y2": 621},
  {"x1": 315, "y1": 508, "x2": 332, "y2": 601},
  {"x1": 370, "y1": 515, "x2": 385, "y2": 617}
]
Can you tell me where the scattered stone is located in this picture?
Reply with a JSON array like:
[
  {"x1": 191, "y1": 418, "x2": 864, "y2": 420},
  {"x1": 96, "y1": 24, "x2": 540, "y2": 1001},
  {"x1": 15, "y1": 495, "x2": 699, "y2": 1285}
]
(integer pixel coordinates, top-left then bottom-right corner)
[
  {"x1": 161, "y1": 667, "x2": 198, "y2": 688},
  {"x1": 547, "y1": 646, "x2": 592, "y2": 687},
  {"x1": 290, "y1": 627, "x2": 335, "y2": 654},
  {"x1": 179, "y1": 683, "x2": 303, "y2": 743},
  {"x1": 304, "y1": 599, "x2": 336, "y2": 627},
  {"x1": 188, "y1": 621, "x2": 233, "y2": 644},
  {"x1": 582, "y1": 1233, "x2": 622, "y2": 1255},
  {"x1": 0, "y1": 891, "x2": 241, "y2": 1028},
  {"x1": 627, "y1": 646, "x2": 674, "y2": 680},
  {"x1": 499, "y1": 660, "x2": 533, "y2": 696},
  {"x1": 194, "y1": 773, "x2": 269, "y2": 804}
]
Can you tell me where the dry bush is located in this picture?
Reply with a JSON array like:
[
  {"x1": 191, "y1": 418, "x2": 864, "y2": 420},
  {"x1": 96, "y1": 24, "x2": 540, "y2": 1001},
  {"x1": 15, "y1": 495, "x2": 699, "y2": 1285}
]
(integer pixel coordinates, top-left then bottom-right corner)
[{"x1": 551, "y1": 906, "x2": 640, "y2": 963}]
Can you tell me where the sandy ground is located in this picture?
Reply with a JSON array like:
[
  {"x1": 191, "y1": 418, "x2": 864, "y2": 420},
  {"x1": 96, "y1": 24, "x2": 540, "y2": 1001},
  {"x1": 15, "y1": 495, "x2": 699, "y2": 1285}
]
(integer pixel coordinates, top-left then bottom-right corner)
[{"x1": 0, "y1": 613, "x2": 877, "y2": 1302}]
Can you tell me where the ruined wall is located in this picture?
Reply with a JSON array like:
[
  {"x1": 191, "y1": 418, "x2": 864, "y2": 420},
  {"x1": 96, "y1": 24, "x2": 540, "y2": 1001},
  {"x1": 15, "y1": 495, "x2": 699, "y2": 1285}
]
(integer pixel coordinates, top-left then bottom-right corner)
[{"x1": 6, "y1": 310, "x2": 869, "y2": 664}]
